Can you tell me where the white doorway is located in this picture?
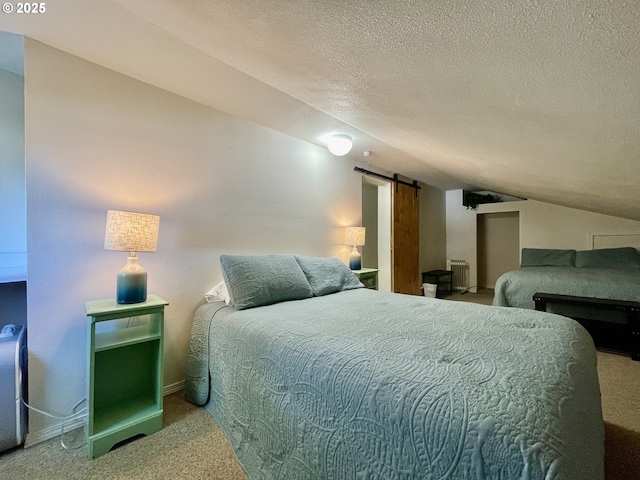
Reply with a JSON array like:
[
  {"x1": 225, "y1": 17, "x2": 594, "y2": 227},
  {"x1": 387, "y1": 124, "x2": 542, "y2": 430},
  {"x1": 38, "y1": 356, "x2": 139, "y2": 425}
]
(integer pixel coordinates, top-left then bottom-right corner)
[{"x1": 361, "y1": 177, "x2": 391, "y2": 292}]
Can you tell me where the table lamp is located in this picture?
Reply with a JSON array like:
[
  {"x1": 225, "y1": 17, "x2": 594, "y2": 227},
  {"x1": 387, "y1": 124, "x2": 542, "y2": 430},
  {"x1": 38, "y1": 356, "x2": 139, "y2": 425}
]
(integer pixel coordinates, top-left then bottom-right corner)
[
  {"x1": 104, "y1": 210, "x2": 160, "y2": 304},
  {"x1": 344, "y1": 226, "x2": 365, "y2": 270}
]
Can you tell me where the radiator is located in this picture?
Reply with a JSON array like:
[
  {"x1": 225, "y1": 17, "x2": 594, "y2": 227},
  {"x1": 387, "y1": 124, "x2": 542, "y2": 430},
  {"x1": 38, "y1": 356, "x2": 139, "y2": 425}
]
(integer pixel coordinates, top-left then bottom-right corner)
[{"x1": 447, "y1": 259, "x2": 467, "y2": 291}]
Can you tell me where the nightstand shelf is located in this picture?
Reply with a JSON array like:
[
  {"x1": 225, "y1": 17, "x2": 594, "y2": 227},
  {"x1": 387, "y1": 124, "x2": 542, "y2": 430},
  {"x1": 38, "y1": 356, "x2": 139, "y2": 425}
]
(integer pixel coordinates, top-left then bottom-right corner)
[
  {"x1": 85, "y1": 294, "x2": 168, "y2": 459},
  {"x1": 353, "y1": 268, "x2": 379, "y2": 290},
  {"x1": 92, "y1": 397, "x2": 161, "y2": 436},
  {"x1": 94, "y1": 324, "x2": 162, "y2": 351}
]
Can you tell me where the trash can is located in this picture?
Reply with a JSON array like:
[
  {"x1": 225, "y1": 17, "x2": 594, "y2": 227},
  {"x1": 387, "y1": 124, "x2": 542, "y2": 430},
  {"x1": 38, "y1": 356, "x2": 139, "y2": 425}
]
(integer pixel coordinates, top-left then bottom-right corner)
[{"x1": 422, "y1": 283, "x2": 438, "y2": 298}]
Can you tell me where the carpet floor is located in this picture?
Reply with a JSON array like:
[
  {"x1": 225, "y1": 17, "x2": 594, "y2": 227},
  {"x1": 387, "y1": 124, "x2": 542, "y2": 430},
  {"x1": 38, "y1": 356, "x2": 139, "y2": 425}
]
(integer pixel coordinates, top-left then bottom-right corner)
[
  {"x1": 1, "y1": 292, "x2": 638, "y2": 479},
  {"x1": 0, "y1": 391, "x2": 247, "y2": 479}
]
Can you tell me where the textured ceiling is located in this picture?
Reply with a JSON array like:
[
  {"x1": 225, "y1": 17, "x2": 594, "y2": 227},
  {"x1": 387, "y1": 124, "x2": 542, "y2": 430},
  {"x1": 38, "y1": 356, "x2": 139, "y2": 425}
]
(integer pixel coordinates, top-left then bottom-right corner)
[{"x1": 1, "y1": 1, "x2": 639, "y2": 219}]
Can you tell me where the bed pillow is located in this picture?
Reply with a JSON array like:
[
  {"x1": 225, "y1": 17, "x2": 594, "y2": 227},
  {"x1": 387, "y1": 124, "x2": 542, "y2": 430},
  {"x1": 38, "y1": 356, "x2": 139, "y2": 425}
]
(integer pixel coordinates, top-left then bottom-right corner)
[
  {"x1": 294, "y1": 255, "x2": 364, "y2": 296},
  {"x1": 220, "y1": 254, "x2": 313, "y2": 310},
  {"x1": 204, "y1": 281, "x2": 230, "y2": 304},
  {"x1": 520, "y1": 248, "x2": 576, "y2": 267},
  {"x1": 575, "y1": 247, "x2": 640, "y2": 269}
]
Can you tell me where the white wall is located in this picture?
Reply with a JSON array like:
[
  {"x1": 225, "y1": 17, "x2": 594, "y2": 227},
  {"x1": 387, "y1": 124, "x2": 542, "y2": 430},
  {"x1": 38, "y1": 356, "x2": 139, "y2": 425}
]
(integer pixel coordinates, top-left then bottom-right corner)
[
  {"x1": 419, "y1": 183, "x2": 447, "y2": 273},
  {"x1": 446, "y1": 189, "x2": 640, "y2": 290},
  {"x1": 445, "y1": 190, "x2": 477, "y2": 289},
  {"x1": 377, "y1": 183, "x2": 392, "y2": 292},
  {"x1": 361, "y1": 181, "x2": 378, "y2": 268},
  {"x1": 0, "y1": 67, "x2": 26, "y2": 269},
  {"x1": 24, "y1": 40, "x2": 361, "y2": 442}
]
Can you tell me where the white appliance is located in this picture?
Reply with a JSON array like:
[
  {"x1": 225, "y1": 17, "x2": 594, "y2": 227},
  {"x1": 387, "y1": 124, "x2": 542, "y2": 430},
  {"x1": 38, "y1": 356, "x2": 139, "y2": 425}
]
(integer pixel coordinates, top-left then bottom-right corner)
[{"x1": 0, "y1": 324, "x2": 27, "y2": 451}]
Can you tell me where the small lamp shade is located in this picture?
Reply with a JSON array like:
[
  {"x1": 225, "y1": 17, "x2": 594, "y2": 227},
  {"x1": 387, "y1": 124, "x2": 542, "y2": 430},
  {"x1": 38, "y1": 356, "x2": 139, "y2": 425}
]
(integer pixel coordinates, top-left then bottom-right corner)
[
  {"x1": 344, "y1": 227, "x2": 365, "y2": 247},
  {"x1": 344, "y1": 227, "x2": 365, "y2": 270},
  {"x1": 104, "y1": 210, "x2": 159, "y2": 253},
  {"x1": 104, "y1": 210, "x2": 160, "y2": 304},
  {"x1": 327, "y1": 134, "x2": 353, "y2": 156}
]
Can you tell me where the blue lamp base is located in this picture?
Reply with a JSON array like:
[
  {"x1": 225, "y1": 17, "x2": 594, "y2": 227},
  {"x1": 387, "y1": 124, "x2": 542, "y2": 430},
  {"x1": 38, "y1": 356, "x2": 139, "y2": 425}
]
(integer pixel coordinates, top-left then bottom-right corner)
[
  {"x1": 116, "y1": 256, "x2": 147, "y2": 304},
  {"x1": 349, "y1": 247, "x2": 362, "y2": 270}
]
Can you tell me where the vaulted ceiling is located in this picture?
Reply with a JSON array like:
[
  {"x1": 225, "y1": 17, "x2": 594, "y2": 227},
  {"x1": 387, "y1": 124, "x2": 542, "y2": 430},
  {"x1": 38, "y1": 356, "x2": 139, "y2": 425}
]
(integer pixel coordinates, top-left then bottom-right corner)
[{"x1": 1, "y1": 1, "x2": 639, "y2": 219}]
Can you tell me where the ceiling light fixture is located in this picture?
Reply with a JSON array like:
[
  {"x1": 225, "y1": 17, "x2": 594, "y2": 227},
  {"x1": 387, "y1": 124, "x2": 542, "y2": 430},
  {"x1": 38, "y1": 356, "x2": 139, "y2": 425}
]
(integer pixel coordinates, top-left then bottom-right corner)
[{"x1": 327, "y1": 134, "x2": 353, "y2": 156}]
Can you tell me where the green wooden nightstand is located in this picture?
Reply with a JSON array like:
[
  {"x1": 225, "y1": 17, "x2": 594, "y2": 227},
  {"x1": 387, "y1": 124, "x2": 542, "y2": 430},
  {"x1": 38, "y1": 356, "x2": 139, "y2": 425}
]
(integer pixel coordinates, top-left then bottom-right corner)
[
  {"x1": 353, "y1": 268, "x2": 379, "y2": 290},
  {"x1": 85, "y1": 294, "x2": 168, "y2": 458}
]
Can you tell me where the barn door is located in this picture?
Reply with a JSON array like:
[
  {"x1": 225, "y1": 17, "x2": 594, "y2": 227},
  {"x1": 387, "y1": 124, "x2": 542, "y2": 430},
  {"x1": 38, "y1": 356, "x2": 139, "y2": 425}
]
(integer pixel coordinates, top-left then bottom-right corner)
[{"x1": 392, "y1": 181, "x2": 420, "y2": 295}]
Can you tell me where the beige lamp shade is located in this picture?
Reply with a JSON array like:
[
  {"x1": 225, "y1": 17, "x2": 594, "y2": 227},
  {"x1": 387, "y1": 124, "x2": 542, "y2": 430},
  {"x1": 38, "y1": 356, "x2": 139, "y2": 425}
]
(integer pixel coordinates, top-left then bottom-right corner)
[
  {"x1": 344, "y1": 227, "x2": 365, "y2": 246},
  {"x1": 104, "y1": 210, "x2": 160, "y2": 253}
]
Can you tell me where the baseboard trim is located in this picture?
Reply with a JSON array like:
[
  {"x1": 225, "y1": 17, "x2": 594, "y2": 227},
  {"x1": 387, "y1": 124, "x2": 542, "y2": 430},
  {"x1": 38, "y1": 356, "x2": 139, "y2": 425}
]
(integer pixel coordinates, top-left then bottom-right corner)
[
  {"x1": 163, "y1": 380, "x2": 185, "y2": 396},
  {"x1": 24, "y1": 415, "x2": 86, "y2": 448},
  {"x1": 24, "y1": 380, "x2": 186, "y2": 447}
]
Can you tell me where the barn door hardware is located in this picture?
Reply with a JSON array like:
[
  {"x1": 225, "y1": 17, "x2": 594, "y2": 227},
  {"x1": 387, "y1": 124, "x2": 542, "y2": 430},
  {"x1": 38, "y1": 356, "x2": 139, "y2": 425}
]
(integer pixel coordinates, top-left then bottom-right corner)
[{"x1": 355, "y1": 167, "x2": 421, "y2": 197}]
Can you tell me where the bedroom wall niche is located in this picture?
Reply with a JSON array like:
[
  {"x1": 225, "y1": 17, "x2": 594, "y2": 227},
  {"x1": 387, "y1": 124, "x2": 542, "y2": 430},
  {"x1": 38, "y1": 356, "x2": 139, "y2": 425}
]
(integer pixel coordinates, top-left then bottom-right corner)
[
  {"x1": 592, "y1": 234, "x2": 640, "y2": 251},
  {"x1": 0, "y1": 31, "x2": 26, "y2": 280},
  {"x1": 23, "y1": 39, "x2": 361, "y2": 444},
  {"x1": 0, "y1": 32, "x2": 27, "y2": 332},
  {"x1": 477, "y1": 212, "x2": 519, "y2": 289}
]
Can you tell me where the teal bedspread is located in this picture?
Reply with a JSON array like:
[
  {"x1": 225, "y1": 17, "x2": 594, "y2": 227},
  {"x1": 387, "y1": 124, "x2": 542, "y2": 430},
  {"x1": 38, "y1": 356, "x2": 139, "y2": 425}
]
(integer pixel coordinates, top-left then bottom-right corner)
[
  {"x1": 185, "y1": 289, "x2": 604, "y2": 479},
  {"x1": 493, "y1": 266, "x2": 640, "y2": 309}
]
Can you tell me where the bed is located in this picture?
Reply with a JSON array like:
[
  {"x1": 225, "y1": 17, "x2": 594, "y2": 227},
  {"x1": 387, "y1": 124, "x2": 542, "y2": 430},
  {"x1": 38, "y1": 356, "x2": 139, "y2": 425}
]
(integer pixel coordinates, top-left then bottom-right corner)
[
  {"x1": 493, "y1": 247, "x2": 640, "y2": 310},
  {"x1": 185, "y1": 254, "x2": 604, "y2": 479}
]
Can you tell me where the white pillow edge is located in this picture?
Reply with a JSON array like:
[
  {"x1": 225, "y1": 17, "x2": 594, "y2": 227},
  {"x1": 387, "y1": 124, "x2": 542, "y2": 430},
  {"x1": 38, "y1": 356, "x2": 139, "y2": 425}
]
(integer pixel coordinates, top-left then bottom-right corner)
[{"x1": 205, "y1": 280, "x2": 230, "y2": 305}]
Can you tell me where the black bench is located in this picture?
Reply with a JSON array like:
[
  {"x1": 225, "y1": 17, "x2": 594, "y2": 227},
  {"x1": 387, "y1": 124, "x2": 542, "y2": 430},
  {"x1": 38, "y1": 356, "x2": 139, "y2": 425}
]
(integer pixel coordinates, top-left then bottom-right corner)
[{"x1": 533, "y1": 292, "x2": 640, "y2": 361}]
